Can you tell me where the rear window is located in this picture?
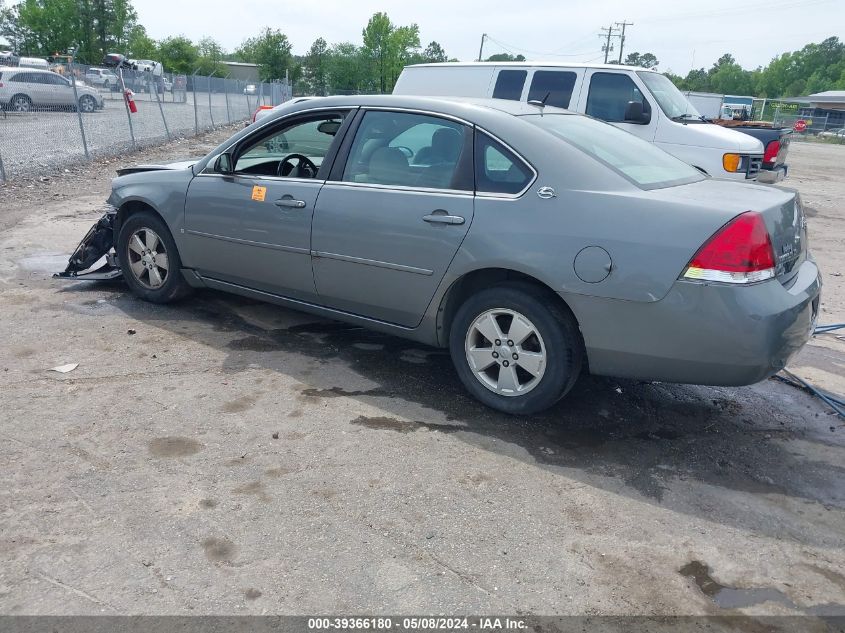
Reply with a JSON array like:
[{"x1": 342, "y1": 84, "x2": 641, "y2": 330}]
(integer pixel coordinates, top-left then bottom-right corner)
[
  {"x1": 522, "y1": 114, "x2": 704, "y2": 189},
  {"x1": 492, "y1": 70, "x2": 526, "y2": 101},
  {"x1": 527, "y1": 71, "x2": 577, "y2": 109}
]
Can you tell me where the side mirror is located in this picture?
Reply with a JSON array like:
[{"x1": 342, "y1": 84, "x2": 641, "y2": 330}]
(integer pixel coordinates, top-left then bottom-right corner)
[
  {"x1": 215, "y1": 153, "x2": 233, "y2": 175},
  {"x1": 624, "y1": 100, "x2": 650, "y2": 124}
]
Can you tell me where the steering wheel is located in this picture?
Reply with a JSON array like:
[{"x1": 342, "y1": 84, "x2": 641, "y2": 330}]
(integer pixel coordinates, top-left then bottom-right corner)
[
  {"x1": 394, "y1": 146, "x2": 414, "y2": 159},
  {"x1": 277, "y1": 153, "x2": 318, "y2": 178}
]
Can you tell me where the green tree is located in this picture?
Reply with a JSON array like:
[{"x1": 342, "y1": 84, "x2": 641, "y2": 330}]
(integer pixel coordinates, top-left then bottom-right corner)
[
  {"x1": 485, "y1": 53, "x2": 526, "y2": 62},
  {"x1": 236, "y1": 27, "x2": 297, "y2": 82},
  {"x1": 388, "y1": 23, "x2": 420, "y2": 86},
  {"x1": 421, "y1": 40, "x2": 447, "y2": 63},
  {"x1": 361, "y1": 12, "x2": 393, "y2": 92},
  {"x1": 126, "y1": 24, "x2": 156, "y2": 58},
  {"x1": 708, "y1": 53, "x2": 753, "y2": 95},
  {"x1": 157, "y1": 35, "x2": 197, "y2": 74},
  {"x1": 304, "y1": 36, "x2": 329, "y2": 95},
  {"x1": 326, "y1": 41, "x2": 370, "y2": 93},
  {"x1": 196, "y1": 35, "x2": 226, "y2": 75},
  {"x1": 624, "y1": 52, "x2": 658, "y2": 69}
]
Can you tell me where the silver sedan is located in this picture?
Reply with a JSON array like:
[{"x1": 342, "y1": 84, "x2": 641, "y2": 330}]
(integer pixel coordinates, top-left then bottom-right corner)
[{"x1": 63, "y1": 95, "x2": 821, "y2": 414}]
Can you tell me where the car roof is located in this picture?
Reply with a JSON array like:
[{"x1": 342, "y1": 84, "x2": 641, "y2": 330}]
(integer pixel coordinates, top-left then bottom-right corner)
[
  {"x1": 0, "y1": 65, "x2": 52, "y2": 72},
  {"x1": 265, "y1": 94, "x2": 574, "y2": 122},
  {"x1": 404, "y1": 61, "x2": 654, "y2": 73}
]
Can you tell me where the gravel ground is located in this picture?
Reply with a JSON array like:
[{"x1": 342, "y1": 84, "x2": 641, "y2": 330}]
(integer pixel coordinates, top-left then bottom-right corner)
[
  {"x1": 0, "y1": 90, "x2": 255, "y2": 180},
  {"x1": 0, "y1": 136, "x2": 843, "y2": 618}
]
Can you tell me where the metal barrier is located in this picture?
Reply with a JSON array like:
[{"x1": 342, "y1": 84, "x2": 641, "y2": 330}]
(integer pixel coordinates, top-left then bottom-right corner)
[
  {"x1": 0, "y1": 63, "x2": 292, "y2": 182},
  {"x1": 773, "y1": 108, "x2": 845, "y2": 144}
]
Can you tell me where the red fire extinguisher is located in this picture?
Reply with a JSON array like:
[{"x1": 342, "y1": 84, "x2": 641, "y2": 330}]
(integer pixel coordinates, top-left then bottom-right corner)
[{"x1": 124, "y1": 89, "x2": 137, "y2": 114}]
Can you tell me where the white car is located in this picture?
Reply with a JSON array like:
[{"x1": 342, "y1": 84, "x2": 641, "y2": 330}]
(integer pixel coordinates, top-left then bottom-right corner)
[
  {"x1": 0, "y1": 66, "x2": 104, "y2": 112},
  {"x1": 85, "y1": 67, "x2": 118, "y2": 91}
]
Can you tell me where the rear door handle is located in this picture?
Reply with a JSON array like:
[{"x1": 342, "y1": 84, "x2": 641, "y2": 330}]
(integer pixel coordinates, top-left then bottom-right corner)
[
  {"x1": 275, "y1": 197, "x2": 306, "y2": 209},
  {"x1": 423, "y1": 212, "x2": 465, "y2": 225}
]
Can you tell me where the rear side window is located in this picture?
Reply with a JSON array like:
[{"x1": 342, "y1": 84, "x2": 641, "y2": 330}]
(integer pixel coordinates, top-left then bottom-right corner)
[
  {"x1": 586, "y1": 72, "x2": 650, "y2": 122},
  {"x1": 527, "y1": 71, "x2": 577, "y2": 109},
  {"x1": 475, "y1": 132, "x2": 534, "y2": 195},
  {"x1": 492, "y1": 70, "x2": 526, "y2": 101},
  {"x1": 9, "y1": 72, "x2": 31, "y2": 83}
]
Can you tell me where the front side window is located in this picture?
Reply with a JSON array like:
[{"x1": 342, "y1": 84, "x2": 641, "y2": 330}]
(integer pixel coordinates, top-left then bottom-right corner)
[
  {"x1": 492, "y1": 70, "x2": 527, "y2": 101},
  {"x1": 341, "y1": 111, "x2": 471, "y2": 190},
  {"x1": 527, "y1": 71, "x2": 577, "y2": 109},
  {"x1": 475, "y1": 132, "x2": 534, "y2": 195},
  {"x1": 637, "y1": 71, "x2": 701, "y2": 119},
  {"x1": 234, "y1": 113, "x2": 346, "y2": 178},
  {"x1": 585, "y1": 72, "x2": 650, "y2": 123},
  {"x1": 522, "y1": 113, "x2": 703, "y2": 189}
]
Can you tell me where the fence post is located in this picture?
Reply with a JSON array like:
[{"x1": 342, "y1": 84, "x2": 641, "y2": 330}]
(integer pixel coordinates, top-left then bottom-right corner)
[
  {"x1": 0, "y1": 147, "x2": 7, "y2": 183},
  {"x1": 153, "y1": 74, "x2": 171, "y2": 140},
  {"x1": 68, "y1": 50, "x2": 90, "y2": 160},
  {"x1": 192, "y1": 70, "x2": 199, "y2": 136},
  {"x1": 244, "y1": 81, "x2": 250, "y2": 117},
  {"x1": 224, "y1": 73, "x2": 231, "y2": 124},
  {"x1": 118, "y1": 67, "x2": 137, "y2": 151},
  {"x1": 207, "y1": 71, "x2": 215, "y2": 128}
]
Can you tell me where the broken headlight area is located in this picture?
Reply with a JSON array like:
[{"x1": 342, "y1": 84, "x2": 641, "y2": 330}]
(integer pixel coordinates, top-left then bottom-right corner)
[{"x1": 54, "y1": 207, "x2": 123, "y2": 281}]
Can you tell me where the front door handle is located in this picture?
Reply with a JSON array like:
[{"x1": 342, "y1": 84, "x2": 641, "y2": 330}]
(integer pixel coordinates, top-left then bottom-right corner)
[
  {"x1": 275, "y1": 197, "x2": 306, "y2": 209},
  {"x1": 423, "y1": 211, "x2": 465, "y2": 225}
]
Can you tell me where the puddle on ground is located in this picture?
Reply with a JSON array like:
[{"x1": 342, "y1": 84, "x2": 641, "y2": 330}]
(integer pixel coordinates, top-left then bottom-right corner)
[
  {"x1": 147, "y1": 436, "x2": 203, "y2": 458},
  {"x1": 16, "y1": 252, "x2": 71, "y2": 274},
  {"x1": 678, "y1": 560, "x2": 845, "y2": 615},
  {"x1": 201, "y1": 537, "x2": 237, "y2": 564}
]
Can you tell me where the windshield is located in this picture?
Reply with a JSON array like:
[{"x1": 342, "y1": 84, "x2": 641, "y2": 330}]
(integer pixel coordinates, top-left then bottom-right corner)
[
  {"x1": 522, "y1": 113, "x2": 704, "y2": 189},
  {"x1": 637, "y1": 71, "x2": 701, "y2": 119}
]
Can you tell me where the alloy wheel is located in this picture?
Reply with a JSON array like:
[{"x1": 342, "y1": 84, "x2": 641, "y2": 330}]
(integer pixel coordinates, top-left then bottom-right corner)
[
  {"x1": 464, "y1": 308, "x2": 547, "y2": 397},
  {"x1": 126, "y1": 228, "x2": 169, "y2": 289},
  {"x1": 12, "y1": 96, "x2": 31, "y2": 112}
]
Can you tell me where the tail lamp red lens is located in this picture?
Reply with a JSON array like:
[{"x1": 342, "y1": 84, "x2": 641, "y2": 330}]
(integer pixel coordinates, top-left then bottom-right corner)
[
  {"x1": 682, "y1": 211, "x2": 776, "y2": 284},
  {"x1": 763, "y1": 140, "x2": 780, "y2": 164}
]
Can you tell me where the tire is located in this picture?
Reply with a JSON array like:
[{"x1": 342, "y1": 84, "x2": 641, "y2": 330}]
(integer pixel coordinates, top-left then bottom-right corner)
[
  {"x1": 449, "y1": 283, "x2": 583, "y2": 415},
  {"x1": 117, "y1": 211, "x2": 193, "y2": 304},
  {"x1": 102, "y1": 80, "x2": 110, "y2": 90},
  {"x1": 10, "y1": 94, "x2": 32, "y2": 112},
  {"x1": 78, "y1": 95, "x2": 96, "y2": 113}
]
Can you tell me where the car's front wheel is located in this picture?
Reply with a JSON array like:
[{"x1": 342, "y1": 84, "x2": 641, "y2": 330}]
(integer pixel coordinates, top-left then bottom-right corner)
[
  {"x1": 78, "y1": 95, "x2": 96, "y2": 113},
  {"x1": 449, "y1": 283, "x2": 583, "y2": 415},
  {"x1": 117, "y1": 211, "x2": 193, "y2": 304}
]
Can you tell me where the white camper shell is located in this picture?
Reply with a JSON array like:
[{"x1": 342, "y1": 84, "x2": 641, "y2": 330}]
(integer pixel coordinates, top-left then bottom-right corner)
[{"x1": 393, "y1": 62, "x2": 765, "y2": 181}]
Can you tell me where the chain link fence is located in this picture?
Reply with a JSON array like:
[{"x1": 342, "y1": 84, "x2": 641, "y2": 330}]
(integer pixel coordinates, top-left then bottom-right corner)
[
  {"x1": 0, "y1": 61, "x2": 292, "y2": 182},
  {"x1": 772, "y1": 107, "x2": 845, "y2": 144}
]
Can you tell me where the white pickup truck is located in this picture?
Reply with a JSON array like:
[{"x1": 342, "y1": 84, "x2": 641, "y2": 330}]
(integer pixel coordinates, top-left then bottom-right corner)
[{"x1": 393, "y1": 62, "x2": 765, "y2": 182}]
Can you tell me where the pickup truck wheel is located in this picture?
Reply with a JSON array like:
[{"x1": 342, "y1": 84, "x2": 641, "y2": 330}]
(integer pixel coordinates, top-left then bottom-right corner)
[
  {"x1": 117, "y1": 211, "x2": 193, "y2": 304},
  {"x1": 449, "y1": 283, "x2": 583, "y2": 415},
  {"x1": 78, "y1": 95, "x2": 96, "y2": 113}
]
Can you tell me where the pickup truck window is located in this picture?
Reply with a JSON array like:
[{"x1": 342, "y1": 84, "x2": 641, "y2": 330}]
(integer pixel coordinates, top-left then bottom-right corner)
[
  {"x1": 493, "y1": 70, "x2": 527, "y2": 101},
  {"x1": 637, "y1": 71, "x2": 701, "y2": 120},
  {"x1": 523, "y1": 113, "x2": 703, "y2": 189},
  {"x1": 527, "y1": 71, "x2": 577, "y2": 109},
  {"x1": 586, "y1": 72, "x2": 649, "y2": 123}
]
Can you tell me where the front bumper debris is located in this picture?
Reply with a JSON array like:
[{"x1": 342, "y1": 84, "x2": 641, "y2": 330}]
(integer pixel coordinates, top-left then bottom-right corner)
[{"x1": 53, "y1": 208, "x2": 123, "y2": 281}]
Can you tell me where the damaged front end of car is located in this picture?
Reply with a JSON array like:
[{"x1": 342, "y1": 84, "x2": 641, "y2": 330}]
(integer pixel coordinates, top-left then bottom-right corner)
[{"x1": 53, "y1": 206, "x2": 123, "y2": 281}]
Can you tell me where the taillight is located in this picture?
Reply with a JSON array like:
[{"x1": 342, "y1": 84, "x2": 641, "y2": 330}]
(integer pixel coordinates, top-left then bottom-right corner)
[
  {"x1": 682, "y1": 211, "x2": 776, "y2": 284},
  {"x1": 763, "y1": 140, "x2": 780, "y2": 164}
]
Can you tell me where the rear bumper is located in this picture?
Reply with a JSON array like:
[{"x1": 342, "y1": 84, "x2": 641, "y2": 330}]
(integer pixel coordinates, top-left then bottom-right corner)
[
  {"x1": 566, "y1": 258, "x2": 821, "y2": 386},
  {"x1": 757, "y1": 164, "x2": 788, "y2": 183}
]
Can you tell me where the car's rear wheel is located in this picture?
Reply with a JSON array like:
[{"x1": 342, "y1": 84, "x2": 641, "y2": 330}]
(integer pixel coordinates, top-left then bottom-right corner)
[
  {"x1": 10, "y1": 94, "x2": 32, "y2": 112},
  {"x1": 78, "y1": 95, "x2": 96, "y2": 113},
  {"x1": 449, "y1": 283, "x2": 583, "y2": 415},
  {"x1": 117, "y1": 211, "x2": 193, "y2": 304}
]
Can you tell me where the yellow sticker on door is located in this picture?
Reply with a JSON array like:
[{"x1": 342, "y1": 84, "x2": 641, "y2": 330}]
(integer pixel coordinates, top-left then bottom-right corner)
[{"x1": 251, "y1": 185, "x2": 267, "y2": 202}]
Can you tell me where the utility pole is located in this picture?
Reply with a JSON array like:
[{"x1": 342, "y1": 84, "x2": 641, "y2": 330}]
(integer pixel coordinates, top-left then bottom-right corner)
[
  {"x1": 615, "y1": 20, "x2": 634, "y2": 64},
  {"x1": 477, "y1": 33, "x2": 487, "y2": 62},
  {"x1": 598, "y1": 25, "x2": 618, "y2": 64}
]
